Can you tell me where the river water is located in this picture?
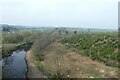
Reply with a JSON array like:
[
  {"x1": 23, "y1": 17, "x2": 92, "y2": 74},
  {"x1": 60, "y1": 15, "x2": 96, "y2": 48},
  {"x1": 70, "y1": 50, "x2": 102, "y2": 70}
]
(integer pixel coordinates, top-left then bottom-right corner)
[{"x1": 2, "y1": 50, "x2": 27, "y2": 78}]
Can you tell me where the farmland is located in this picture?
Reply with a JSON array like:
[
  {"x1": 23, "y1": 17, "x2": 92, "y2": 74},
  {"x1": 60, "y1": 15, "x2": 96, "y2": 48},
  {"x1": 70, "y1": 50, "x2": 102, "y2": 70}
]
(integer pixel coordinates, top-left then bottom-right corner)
[
  {"x1": 61, "y1": 32, "x2": 119, "y2": 67},
  {"x1": 1, "y1": 25, "x2": 119, "y2": 79}
]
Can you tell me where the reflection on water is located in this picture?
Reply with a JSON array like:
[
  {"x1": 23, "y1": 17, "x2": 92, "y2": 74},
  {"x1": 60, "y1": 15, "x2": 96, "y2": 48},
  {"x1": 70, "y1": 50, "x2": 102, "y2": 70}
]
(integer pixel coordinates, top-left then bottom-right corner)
[{"x1": 2, "y1": 50, "x2": 27, "y2": 78}]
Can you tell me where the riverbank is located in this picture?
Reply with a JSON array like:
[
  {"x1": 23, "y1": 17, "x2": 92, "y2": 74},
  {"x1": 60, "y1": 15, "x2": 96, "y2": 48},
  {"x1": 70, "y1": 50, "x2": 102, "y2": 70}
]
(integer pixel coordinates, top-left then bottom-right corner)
[
  {"x1": 27, "y1": 42, "x2": 118, "y2": 78},
  {"x1": 2, "y1": 42, "x2": 33, "y2": 58},
  {"x1": 25, "y1": 50, "x2": 47, "y2": 78}
]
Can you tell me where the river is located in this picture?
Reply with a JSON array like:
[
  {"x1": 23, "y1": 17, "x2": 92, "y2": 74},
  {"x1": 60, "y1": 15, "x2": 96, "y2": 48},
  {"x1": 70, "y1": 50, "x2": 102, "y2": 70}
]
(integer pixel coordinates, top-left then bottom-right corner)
[{"x1": 2, "y1": 50, "x2": 27, "y2": 78}]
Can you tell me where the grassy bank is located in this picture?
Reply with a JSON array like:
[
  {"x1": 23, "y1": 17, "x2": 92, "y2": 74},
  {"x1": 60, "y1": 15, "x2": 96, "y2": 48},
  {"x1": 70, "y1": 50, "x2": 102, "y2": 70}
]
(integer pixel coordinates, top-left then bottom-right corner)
[
  {"x1": 2, "y1": 30, "x2": 42, "y2": 58},
  {"x1": 2, "y1": 42, "x2": 33, "y2": 57},
  {"x1": 30, "y1": 31, "x2": 66, "y2": 78}
]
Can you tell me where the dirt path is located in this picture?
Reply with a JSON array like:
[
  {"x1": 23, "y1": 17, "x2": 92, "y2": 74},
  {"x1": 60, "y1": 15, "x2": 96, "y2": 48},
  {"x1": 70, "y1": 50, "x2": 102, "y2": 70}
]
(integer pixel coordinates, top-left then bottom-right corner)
[{"x1": 26, "y1": 50, "x2": 47, "y2": 78}]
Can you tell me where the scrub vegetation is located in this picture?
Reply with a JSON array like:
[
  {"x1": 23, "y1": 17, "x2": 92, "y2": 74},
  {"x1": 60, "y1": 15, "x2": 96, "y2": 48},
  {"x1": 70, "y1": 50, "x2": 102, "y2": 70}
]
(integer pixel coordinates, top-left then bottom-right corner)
[
  {"x1": 2, "y1": 25, "x2": 119, "y2": 78},
  {"x1": 2, "y1": 30, "x2": 42, "y2": 57},
  {"x1": 30, "y1": 29, "x2": 118, "y2": 78},
  {"x1": 61, "y1": 32, "x2": 119, "y2": 67}
]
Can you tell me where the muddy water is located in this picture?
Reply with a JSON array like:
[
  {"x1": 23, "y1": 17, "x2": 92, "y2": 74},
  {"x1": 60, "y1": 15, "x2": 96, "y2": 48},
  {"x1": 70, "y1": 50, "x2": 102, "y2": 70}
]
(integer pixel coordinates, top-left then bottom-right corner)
[{"x1": 2, "y1": 50, "x2": 27, "y2": 78}]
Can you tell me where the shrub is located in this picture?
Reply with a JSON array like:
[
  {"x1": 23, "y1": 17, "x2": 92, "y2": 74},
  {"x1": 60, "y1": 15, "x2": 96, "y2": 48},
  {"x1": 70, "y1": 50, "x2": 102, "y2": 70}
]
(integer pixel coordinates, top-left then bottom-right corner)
[{"x1": 2, "y1": 44, "x2": 16, "y2": 57}]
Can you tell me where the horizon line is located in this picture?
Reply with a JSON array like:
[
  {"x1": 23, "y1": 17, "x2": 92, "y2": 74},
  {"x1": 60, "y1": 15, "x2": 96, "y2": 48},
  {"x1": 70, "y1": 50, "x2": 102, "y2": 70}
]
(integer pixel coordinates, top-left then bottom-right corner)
[{"x1": 0, "y1": 23, "x2": 118, "y2": 30}]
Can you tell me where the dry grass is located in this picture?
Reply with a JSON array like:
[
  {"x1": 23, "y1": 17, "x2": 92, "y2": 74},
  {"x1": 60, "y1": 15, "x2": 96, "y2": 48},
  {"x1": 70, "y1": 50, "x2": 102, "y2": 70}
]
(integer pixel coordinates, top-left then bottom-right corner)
[{"x1": 35, "y1": 41, "x2": 118, "y2": 78}]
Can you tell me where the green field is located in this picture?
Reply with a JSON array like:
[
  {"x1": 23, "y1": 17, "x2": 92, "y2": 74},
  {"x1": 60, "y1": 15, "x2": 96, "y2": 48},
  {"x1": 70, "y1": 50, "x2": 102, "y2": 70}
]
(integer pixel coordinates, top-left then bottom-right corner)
[{"x1": 61, "y1": 32, "x2": 118, "y2": 67}]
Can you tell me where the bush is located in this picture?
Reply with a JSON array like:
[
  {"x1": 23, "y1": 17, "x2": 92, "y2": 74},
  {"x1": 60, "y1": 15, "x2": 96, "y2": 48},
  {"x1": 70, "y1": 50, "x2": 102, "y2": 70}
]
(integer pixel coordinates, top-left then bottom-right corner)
[
  {"x1": 2, "y1": 44, "x2": 16, "y2": 57},
  {"x1": 35, "y1": 61, "x2": 44, "y2": 71}
]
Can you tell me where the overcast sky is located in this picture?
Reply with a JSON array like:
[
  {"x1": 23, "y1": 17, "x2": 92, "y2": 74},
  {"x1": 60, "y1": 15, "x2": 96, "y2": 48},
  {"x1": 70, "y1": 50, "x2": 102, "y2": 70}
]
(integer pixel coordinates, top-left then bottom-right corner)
[{"x1": 0, "y1": 0, "x2": 119, "y2": 29}]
